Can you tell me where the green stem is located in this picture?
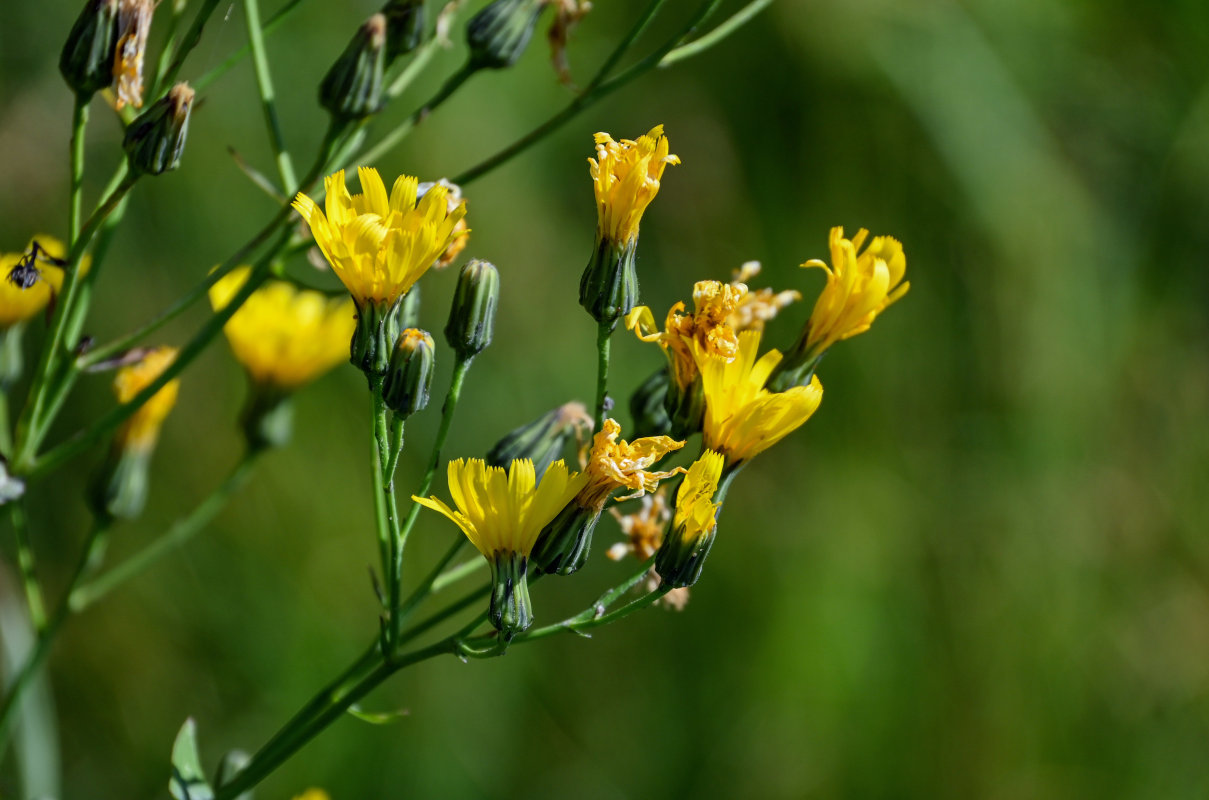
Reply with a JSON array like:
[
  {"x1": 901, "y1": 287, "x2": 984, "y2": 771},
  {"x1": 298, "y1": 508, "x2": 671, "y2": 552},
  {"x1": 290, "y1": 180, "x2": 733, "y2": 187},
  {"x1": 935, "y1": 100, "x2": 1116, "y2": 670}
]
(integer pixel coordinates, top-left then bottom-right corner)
[
  {"x1": 7, "y1": 504, "x2": 45, "y2": 632},
  {"x1": 658, "y1": 0, "x2": 774, "y2": 67},
  {"x1": 429, "y1": 551, "x2": 485, "y2": 594},
  {"x1": 244, "y1": 0, "x2": 298, "y2": 191},
  {"x1": 593, "y1": 320, "x2": 611, "y2": 430},
  {"x1": 385, "y1": 415, "x2": 405, "y2": 482},
  {"x1": 68, "y1": 453, "x2": 260, "y2": 612},
  {"x1": 159, "y1": 0, "x2": 223, "y2": 91},
  {"x1": 193, "y1": 0, "x2": 311, "y2": 92},
  {"x1": 394, "y1": 536, "x2": 466, "y2": 625},
  {"x1": 68, "y1": 96, "x2": 89, "y2": 243},
  {"x1": 149, "y1": 0, "x2": 186, "y2": 99}
]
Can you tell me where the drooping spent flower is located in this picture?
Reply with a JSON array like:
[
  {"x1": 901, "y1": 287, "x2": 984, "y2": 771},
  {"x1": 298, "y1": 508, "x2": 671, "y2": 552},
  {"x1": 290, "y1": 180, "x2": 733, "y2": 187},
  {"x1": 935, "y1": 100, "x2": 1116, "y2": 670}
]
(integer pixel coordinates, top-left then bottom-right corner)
[
  {"x1": 607, "y1": 486, "x2": 670, "y2": 563},
  {"x1": 208, "y1": 267, "x2": 355, "y2": 449},
  {"x1": 531, "y1": 418, "x2": 683, "y2": 575},
  {"x1": 726, "y1": 261, "x2": 800, "y2": 333},
  {"x1": 89, "y1": 346, "x2": 180, "y2": 520},
  {"x1": 772, "y1": 227, "x2": 908, "y2": 390},
  {"x1": 292, "y1": 167, "x2": 467, "y2": 378},
  {"x1": 113, "y1": 0, "x2": 155, "y2": 109},
  {"x1": 545, "y1": 0, "x2": 591, "y2": 87},
  {"x1": 413, "y1": 458, "x2": 588, "y2": 637},
  {"x1": 580, "y1": 125, "x2": 679, "y2": 325},
  {"x1": 486, "y1": 401, "x2": 593, "y2": 479},
  {"x1": 626, "y1": 279, "x2": 747, "y2": 436},
  {"x1": 654, "y1": 450, "x2": 724, "y2": 588},
  {"x1": 696, "y1": 330, "x2": 823, "y2": 468}
]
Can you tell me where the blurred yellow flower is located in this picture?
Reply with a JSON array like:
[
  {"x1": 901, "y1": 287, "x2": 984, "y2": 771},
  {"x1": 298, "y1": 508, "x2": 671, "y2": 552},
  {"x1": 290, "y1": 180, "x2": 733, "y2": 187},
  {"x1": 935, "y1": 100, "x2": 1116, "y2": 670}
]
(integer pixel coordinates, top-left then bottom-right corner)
[
  {"x1": 208, "y1": 267, "x2": 355, "y2": 390},
  {"x1": 696, "y1": 330, "x2": 823, "y2": 465},
  {"x1": 0, "y1": 235, "x2": 89, "y2": 329},
  {"x1": 114, "y1": 346, "x2": 179, "y2": 451},
  {"x1": 607, "y1": 486, "x2": 671, "y2": 562},
  {"x1": 291, "y1": 791, "x2": 331, "y2": 800},
  {"x1": 579, "y1": 418, "x2": 683, "y2": 509},
  {"x1": 414, "y1": 458, "x2": 587, "y2": 560},
  {"x1": 292, "y1": 167, "x2": 467, "y2": 309},
  {"x1": 590, "y1": 125, "x2": 679, "y2": 246},
  {"x1": 726, "y1": 261, "x2": 800, "y2": 333},
  {"x1": 800, "y1": 226, "x2": 908, "y2": 356}
]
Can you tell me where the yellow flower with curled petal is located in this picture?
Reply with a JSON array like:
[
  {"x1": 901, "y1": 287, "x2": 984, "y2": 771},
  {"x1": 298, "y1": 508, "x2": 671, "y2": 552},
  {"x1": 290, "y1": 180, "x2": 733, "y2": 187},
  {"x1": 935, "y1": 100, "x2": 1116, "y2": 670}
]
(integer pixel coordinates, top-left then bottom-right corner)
[
  {"x1": 1, "y1": 235, "x2": 90, "y2": 329},
  {"x1": 655, "y1": 449, "x2": 724, "y2": 588},
  {"x1": 208, "y1": 267, "x2": 355, "y2": 390},
  {"x1": 696, "y1": 330, "x2": 823, "y2": 466},
  {"x1": 291, "y1": 167, "x2": 467, "y2": 309},
  {"x1": 579, "y1": 418, "x2": 684, "y2": 508},
  {"x1": 801, "y1": 226, "x2": 908, "y2": 355},
  {"x1": 114, "y1": 346, "x2": 180, "y2": 452},
  {"x1": 589, "y1": 125, "x2": 679, "y2": 247},
  {"x1": 414, "y1": 458, "x2": 588, "y2": 635}
]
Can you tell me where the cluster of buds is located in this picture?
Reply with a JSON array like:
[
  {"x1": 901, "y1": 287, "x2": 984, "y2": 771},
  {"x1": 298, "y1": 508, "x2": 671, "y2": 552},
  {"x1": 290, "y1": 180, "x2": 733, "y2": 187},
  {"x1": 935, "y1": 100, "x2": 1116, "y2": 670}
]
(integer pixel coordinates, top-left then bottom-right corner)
[{"x1": 60, "y1": 0, "x2": 155, "y2": 105}]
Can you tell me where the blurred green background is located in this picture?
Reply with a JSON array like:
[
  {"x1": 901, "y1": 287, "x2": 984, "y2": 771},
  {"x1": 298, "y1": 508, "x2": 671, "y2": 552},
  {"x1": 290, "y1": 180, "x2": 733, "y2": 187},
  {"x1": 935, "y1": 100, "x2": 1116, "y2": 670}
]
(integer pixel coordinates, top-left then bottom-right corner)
[{"x1": 3, "y1": 0, "x2": 1209, "y2": 797}]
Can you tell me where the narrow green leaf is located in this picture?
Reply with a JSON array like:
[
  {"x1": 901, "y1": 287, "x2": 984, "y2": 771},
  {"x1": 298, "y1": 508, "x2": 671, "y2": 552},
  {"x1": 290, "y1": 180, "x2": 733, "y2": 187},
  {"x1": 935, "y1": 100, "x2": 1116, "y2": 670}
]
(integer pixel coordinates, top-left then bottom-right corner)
[{"x1": 347, "y1": 704, "x2": 409, "y2": 725}]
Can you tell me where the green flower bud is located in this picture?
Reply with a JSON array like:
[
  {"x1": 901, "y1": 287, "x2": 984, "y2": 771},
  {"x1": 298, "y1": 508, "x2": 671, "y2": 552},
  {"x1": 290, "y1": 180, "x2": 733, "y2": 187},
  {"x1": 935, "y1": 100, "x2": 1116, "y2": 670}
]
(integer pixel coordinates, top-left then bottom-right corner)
[
  {"x1": 398, "y1": 277, "x2": 422, "y2": 329},
  {"x1": 767, "y1": 347, "x2": 825, "y2": 393},
  {"x1": 654, "y1": 521, "x2": 715, "y2": 589},
  {"x1": 486, "y1": 401, "x2": 590, "y2": 478},
  {"x1": 579, "y1": 235, "x2": 638, "y2": 328},
  {"x1": 240, "y1": 383, "x2": 293, "y2": 452},
  {"x1": 665, "y1": 373, "x2": 705, "y2": 439},
  {"x1": 488, "y1": 551, "x2": 533, "y2": 639},
  {"x1": 382, "y1": 328, "x2": 435, "y2": 417},
  {"x1": 123, "y1": 82, "x2": 194, "y2": 176},
  {"x1": 319, "y1": 14, "x2": 387, "y2": 120},
  {"x1": 629, "y1": 368, "x2": 672, "y2": 439},
  {"x1": 59, "y1": 0, "x2": 120, "y2": 98},
  {"x1": 381, "y1": 0, "x2": 426, "y2": 62},
  {"x1": 531, "y1": 500, "x2": 599, "y2": 576},
  {"x1": 350, "y1": 297, "x2": 402, "y2": 381},
  {"x1": 466, "y1": 0, "x2": 544, "y2": 70},
  {"x1": 444, "y1": 258, "x2": 498, "y2": 360},
  {"x1": 89, "y1": 443, "x2": 152, "y2": 521}
]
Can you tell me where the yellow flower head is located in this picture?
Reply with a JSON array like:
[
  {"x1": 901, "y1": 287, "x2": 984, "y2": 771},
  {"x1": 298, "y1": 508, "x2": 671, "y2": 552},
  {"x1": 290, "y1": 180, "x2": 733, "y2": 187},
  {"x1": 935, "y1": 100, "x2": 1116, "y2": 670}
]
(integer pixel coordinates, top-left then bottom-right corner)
[
  {"x1": 607, "y1": 486, "x2": 671, "y2": 562},
  {"x1": 578, "y1": 418, "x2": 684, "y2": 509},
  {"x1": 114, "y1": 346, "x2": 180, "y2": 451},
  {"x1": 0, "y1": 235, "x2": 90, "y2": 329},
  {"x1": 671, "y1": 450, "x2": 724, "y2": 545},
  {"x1": 589, "y1": 125, "x2": 679, "y2": 246},
  {"x1": 291, "y1": 791, "x2": 331, "y2": 800},
  {"x1": 727, "y1": 261, "x2": 801, "y2": 333},
  {"x1": 801, "y1": 226, "x2": 908, "y2": 355},
  {"x1": 626, "y1": 279, "x2": 748, "y2": 392},
  {"x1": 208, "y1": 267, "x2": 355, "y2": 390},
  {"x1": 414, "y1": 458, "x2": 588, "y2": 559},
  {"x1": 292, "y1": 167, "x2": 468, "y2": 308},
  {"x1": 697, "y1": 330, "x2": 823, "y2": 465}
]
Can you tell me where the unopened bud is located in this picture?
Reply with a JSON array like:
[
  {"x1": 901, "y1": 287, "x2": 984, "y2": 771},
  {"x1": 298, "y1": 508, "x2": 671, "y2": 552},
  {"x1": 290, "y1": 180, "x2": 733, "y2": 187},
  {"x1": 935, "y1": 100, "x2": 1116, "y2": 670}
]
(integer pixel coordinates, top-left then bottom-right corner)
[
  {"x1": 579, "y1": 235, "x2": 638, "y2": 327},
  {"x1": 444, "y1": 259, "x2": 498, "y2": 360},
  {"x1": 531, "y1": 500, "x2": 599, "y2": 576},
  {"x1": 382, "y1": 328, "x2": 435, "y2": 417},
  {"x1": 629, "y1": 369, "x2": 672, "y2": 439},
  {"x1": 654, "y1": 522, "x2": 715, "y2": 589},
  {"x1": 486, "y1": 401, "x2": 590, "y2": 478},
  {"x1": 489, "y1": 551, "x2": 533, "y2": 639},
  {"x1": 665, "y1": 374, "x2": 705, "y2": 439},
  {"x1": 59, "y1": 0, "x2": 120, "y2": 97},
  {"x1": 466, "y1": 0, "x2": 545, "y2": 70},
  {"x1": 123, "y1": 82, "x2": 194, "y2": 175},
  {"x1": 350, "y1": 297, "x2": 403, "y2": 380},
  {"x1": 381, "y1": 0, "x2": 426, "y2": 61},
  {"x1": 320, "y1": 14, "x2": 387, "y2": 120}
]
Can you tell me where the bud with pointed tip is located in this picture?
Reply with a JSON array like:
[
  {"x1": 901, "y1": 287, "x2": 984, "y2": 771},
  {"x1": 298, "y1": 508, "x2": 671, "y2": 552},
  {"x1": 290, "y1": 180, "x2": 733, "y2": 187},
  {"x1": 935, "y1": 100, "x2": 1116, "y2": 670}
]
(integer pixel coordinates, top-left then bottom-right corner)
[
  {"x1": 123, "y1": 82, "x2": 194, "y2": 175},
  {"x1": 381, "y1": 0, "x2": 426, "y2": 61},
  {"x1": 382, "y1": 328, "x2": 435, "y2": 417},
  {"x1": 466, "y1": 0, "x2": 545, "y2": 70},
  {"x1": 320, "y1": 14, "x2": 388, "y2": 120},
  {"x1": 486, "y1": 401, "x2": 592, "y2": 478},
  {"x1": 59, "y1": 0, "x2": 120, "y2": 98},
  {"x1": 444, "y1": 259, "x2": 498, "y2": 360}
]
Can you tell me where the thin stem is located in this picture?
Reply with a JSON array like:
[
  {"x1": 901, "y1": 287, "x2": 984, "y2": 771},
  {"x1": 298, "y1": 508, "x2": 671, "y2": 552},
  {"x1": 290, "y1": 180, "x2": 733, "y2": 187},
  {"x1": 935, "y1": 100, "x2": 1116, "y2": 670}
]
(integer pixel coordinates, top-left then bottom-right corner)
[
  {"x1": 7, "y1": 504, "x2": 45, "y2": 632},
  {"x1": 68, "y1": 96, "x2": 89, "y2": 243},
  {"x1": 583, "y1": 0, "x2": 670, "y2": 94},
  {"x1": 244, "y1": 0, "x2": 298, "y2": 191},
  {"x1": 429, "y1": 552, "x2": 484, "y2": 594},
  {"x1": 159, "y1": 0, "x2": 223, "y2": 90},
  {"x1": 385, "y1": 415, "x2": 404, "y2": 482},
  {"x1": 149, "y1": 0, "x2": 186, "y2": 99},
  {"x1": 194, "y1": 0, "x2": 311, "y2": 92},
  {"x1": 68, "y1": 453, "x2": 261, "y2": 612},
  {"x1": 369, "y1": 385, "x2": 392, "y2": 609},
  {"x1": 658, "y1": 0, "x2": 775, "y2": 68},
  {"x1": 394, "y1": 536, "x2": 465, "y2": 625},
  {"x1": 593, "y1": 321, "x2": 611, "y2": 430}
]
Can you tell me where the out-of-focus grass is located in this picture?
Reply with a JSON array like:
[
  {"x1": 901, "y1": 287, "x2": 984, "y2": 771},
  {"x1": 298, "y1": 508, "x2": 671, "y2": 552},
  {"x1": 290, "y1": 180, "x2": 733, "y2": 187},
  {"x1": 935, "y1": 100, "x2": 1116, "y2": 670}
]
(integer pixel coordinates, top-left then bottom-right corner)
[{"x1": 1, "y1": 0, "x2": 1208, "y2": 797}]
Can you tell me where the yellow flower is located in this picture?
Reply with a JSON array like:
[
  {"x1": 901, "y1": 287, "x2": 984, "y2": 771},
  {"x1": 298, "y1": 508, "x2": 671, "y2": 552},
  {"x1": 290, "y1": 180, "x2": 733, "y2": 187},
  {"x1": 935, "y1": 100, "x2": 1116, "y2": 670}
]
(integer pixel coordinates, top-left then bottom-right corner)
[
  {"x1": 727, "y1": 261, "x2": 800, "y2": 333},
  {"x1": 0, "y1": 235, "x2": 86, "y2": 329},
  {"x1": 589, "y1": 124, "x2": 679, "y2": 246},
  {"x1": 654, "y1": 450, "x2": 724, "y2": 588},
  {"x1": 800, "y1": 226, "x2": 908, "y2": 355},
  {"x1": 579, "y1": 418, "x2": 683, "y2": 508},
  {"x1": 414, "y1": 458, "x2": 587, "y2": 559},
  {"x1": 697, "y1": 330, "x2": 823, "y2": 465},
  {"x1": 208, "y1": 267, "x2": 355, "y2": 390},
  {"x1": 291, "y1": 167, "x2": 467, "y2": 309},
  {"x1": 626, "y1": 279, "x2": 747, "y2": 393},
  {"x1": 114, "y1": 346, "x2": 180, "y2": 451},
  {"x1": 291, "y1": 791, "x2": 330, "y2": 800}
]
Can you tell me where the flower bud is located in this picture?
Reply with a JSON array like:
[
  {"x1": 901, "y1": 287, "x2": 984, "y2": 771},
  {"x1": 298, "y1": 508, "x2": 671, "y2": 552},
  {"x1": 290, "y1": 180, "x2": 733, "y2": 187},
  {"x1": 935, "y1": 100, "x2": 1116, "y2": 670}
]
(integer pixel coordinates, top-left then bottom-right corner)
[
  {"x1": 123, "y1": 82, "x2": 194, "y2": 175},
  {"x1": 444, "y1": 258, "x2": 498, "y2": 360},
  {"x1": 59, "y1": 0, "x2": 120, "y2": 98},
  {"x1": 531, "y1": 501, "x2": 599, "y2": 576},
  {"x1": 89, "y1": 444, "x2": 152, "y2": 521},
  {"x1": 240, "y1": 384, "x2": 293, "y2": 452},
  {"x1": 466, "y1": 0, "x2": 544, "y2": 70},
  {"x1": 486, "y1": 401, "x2": 591, "y2": 480},
  {"x1": 350, "y1": 297, "x2": 402, "y2": 381},
  {"x1": 654, "y1": 523, "x2": 715, "y2": 589},
  {"x1": 665, "y1": 373, "x2": 705, "y2": 439},
  {"x1": 489, "y1": 551, "x2": 533, "y2": 639},
  {"x1": 381, "y1": 0, "x2": 426, "y2": 62},
  {"x1": 382, "y1": 328, "x2": 435, "y2": 418},
  {"x1": 579, "y1": 235, "x2": 638, "y2": 328},
  {"x1": 319, "y1": 14, "x2": 387, "y2": 120},
  {"x1": 654, "y1": 450, "x2": 723, "y2": 588},
  {"x1": 629, "y1": 369, "x2": 672, "y2": 439}
]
